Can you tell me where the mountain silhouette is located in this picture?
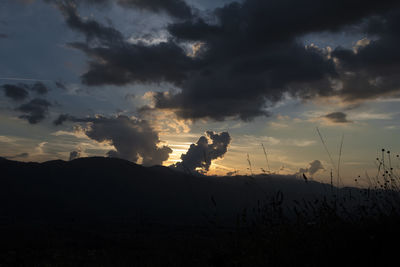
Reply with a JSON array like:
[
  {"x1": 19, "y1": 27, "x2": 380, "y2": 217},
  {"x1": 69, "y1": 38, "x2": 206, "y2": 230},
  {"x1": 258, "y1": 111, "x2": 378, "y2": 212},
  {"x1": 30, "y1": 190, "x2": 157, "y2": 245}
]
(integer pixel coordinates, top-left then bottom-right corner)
[
  {"x1": 2, "y1": 157, "x2": 398, "y2": 267},
  {"x1": 1, "y1": 157, "x2": 338, "y2": 226}
]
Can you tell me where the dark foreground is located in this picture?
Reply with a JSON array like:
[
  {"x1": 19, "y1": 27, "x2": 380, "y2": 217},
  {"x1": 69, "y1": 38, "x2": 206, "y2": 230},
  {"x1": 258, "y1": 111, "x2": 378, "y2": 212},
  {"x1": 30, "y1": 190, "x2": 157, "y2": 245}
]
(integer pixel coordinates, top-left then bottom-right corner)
[
  {"x1": 1, "y1": 157, "x2": 400, "y2": 266},
  {"x1": 2, "y1": 218, "x2": 400, "y2": 267}
]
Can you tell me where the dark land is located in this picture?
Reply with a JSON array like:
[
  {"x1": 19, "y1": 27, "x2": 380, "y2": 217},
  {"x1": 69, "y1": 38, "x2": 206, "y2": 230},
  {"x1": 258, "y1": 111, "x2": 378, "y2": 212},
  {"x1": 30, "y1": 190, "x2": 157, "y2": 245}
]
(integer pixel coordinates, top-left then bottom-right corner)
[{"x1": 1, "y1": 157, "x2": 400, "y2": 266}]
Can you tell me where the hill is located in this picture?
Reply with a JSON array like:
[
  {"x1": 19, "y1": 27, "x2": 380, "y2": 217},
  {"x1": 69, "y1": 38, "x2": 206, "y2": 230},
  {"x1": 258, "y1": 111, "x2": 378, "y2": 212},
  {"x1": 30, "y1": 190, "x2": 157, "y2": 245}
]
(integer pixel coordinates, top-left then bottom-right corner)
[
  {"x1": 0, "y1": 156, "x2": 333, "y2": 225},
  {"x1": 1, "y1": 157, "x2": 400, "y2": 266}
]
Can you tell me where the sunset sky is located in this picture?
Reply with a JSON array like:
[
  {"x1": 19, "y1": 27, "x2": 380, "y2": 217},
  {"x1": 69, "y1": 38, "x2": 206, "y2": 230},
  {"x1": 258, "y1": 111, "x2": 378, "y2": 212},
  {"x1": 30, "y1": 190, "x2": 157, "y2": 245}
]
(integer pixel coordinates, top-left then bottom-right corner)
[{"x1": 1, "y1": 0, "x2": 400, "y2": 186}]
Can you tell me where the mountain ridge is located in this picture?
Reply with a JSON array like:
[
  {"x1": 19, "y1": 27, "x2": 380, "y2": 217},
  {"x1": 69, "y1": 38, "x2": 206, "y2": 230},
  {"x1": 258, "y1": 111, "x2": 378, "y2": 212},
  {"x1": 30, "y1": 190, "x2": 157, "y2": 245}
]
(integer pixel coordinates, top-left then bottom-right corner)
[{"x1": 0, "y1": 156, "x2": 343, "y2": 226}]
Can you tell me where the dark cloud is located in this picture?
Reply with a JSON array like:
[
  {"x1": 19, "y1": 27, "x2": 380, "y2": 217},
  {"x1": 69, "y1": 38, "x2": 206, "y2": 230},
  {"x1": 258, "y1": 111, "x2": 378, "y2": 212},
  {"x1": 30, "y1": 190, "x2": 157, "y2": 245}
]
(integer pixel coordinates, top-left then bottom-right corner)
[
  {"x1": 2, "y1": 84, "x2": 29, "y2": 101},
  {"x1": 17, "y1": 98, "x2": 52, "y2": 124},
  {"x1": 53, "y1": 114, "x2": 100, "y2": 125},
  {"x1": 324, "y1": 112, "x2": 352, "y2": 124},
  {"x1": 55, "y1": 81, "x2": 67, "y2": 90},
  {"x1": 173, "y1": 131, "x2": 231, "y2": 174},
  {"x1": 1, "y1": 82, "x2": 49, "y2": 102},
  {"x1": 0, "y1": 33, "x2": 8, "y2": 39},
  {"x1": 30, "y1": 82, "x2": 49, "y2": 95},
  {"x1": 53, "y1": 0, "x2": 400, "y2": 121},
  {"x1": 69, "y1": 150, "x2": 81, "y2": 161},
  {"x1": 48, "y1": 0, "x2": 192, "y2": 19},
  {"x1": 69, "y1": 41, "x2": 193, "y2": 86},
  {"x1": 53, "y1": 113, "x2": 71, "y2": 126},
  {"x1": 55, "y1": 114, "x2": 172, "y2": 166},
  {"x1": 115, "y1": 0, "x2": 192, "y2": 19},
  {"x1": 55, "y1": 1, "x2": 124, "y2": 44},
  {"x1": 298, "y1": 160, "x2": 324, "y2": 176},
  {"x1": 153, "y1": 0, "x2": 400, "y2": 120},
  {"x1": 54, "y1": 2, "x2": 193, "y2": 86},
  {"x1": 331, "y1": 9, "x2": 400, "y2": 102}
]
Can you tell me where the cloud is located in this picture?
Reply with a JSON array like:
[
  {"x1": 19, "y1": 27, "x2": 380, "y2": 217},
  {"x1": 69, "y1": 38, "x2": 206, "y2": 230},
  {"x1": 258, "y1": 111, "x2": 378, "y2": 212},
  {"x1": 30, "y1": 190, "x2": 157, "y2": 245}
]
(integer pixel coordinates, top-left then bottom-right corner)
[
  {"x1": 50, "y1": 0, "x2": 192, "y2": 19},
  {"x1": 55, "y1": 81, "x2": 67, "y2": 90},
  {"x1": 17, "y1": 98, "x2": 52, "y2": 124},
  {"x1": 324, "y1": 112, "x2": 352, "y2": 124},
  {"x1": 51, "y1": 128, "x2": 86, "y2": 137},
  {"x1": 5, "y1": 152, "x2": 29, "y2": 160},
  {"x1": 54, "y1": 114, "x2": 172, "y2": 166},
  {"x1": 54, "y1": 2, "x2": 193, "y2": 86},
  {"x1": 331, "y1": 9, "x2": 400, "y2": 102},
  {"x1": 298, "y1": 160, "x2": 324, "y2": 176},
  {"x1": 69, "y1": 150, "x2": 81, "y2": 161},
  {"x1": 35, "y1": 142, "x2": 48, "y2": 154},
  {"x1": 0, "y1": 136, "x2": 17, "y2": 143},
  {"x1": 2, "y1": 84, "x2": 29, "y2": 101},
  {"x1": 0, "y1": 33, "x2": 8, "y2": 39},
  {"x1": 1, "y1": 82, "x2": 49, "y2": 102},
  {"x1": 138, "y1": 106, "x2": 192, "y2": 134},
  {"x1": 52, "y1": 0, "x2": 400, "y2": 121},
  {"x1": 30, "y1": 82, "x2": 49, "y2": 95},
  {"x1": 55, "y1": 1, "x2": 124, "y2": 44},
  {"x1": 173, "y1": 131, "x2": 231, "y2": 174},
  {"x1": 115, "y1": 0, "x2": 192, "y2": 19},
  {"x1": 53, "y1": 114, "x2": 73, "y2": 126},
  {"x1": 350, "y1": 112, "x2": 393, "y2": 120}
]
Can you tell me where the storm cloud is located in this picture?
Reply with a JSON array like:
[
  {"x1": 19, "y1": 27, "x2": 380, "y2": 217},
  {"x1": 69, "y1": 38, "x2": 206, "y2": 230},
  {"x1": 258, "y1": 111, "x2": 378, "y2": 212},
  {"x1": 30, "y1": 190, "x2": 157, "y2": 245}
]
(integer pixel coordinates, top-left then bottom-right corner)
[
  {"x1": 55, "y1": 114, "x2": 172, "y2": 166},
  {"x1": 48, "y1": 0, "x2": 192, "y2": 19},
  {"x1": 113, "y1": 0, "x2": 192, "y2": 19},
  {"x1": 2, "y1": 84, "x2": 29, "y2": 101},
  {"x1": 50, "y1": 0, "x2": 400, "y2": 121},
  {"x1": 173, "y1": 131, "x2": 231, "y2": 174},
  {"x1": 332, "y1": 9, "x2": 400, "y2": 102},
  {"x1": 1, "y1": 82, "x2": 49, "y2": 102},
  {"x1": 17, "y1": 98, "x2": 52, "y2": 124}
]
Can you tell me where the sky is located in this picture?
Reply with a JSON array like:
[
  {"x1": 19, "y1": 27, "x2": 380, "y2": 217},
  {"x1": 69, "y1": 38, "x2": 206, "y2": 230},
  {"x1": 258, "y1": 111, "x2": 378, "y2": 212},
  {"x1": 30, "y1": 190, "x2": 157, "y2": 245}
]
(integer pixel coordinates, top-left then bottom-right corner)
[{"x1": 1, "y1": 0, "x2": 400, "y2": 186}]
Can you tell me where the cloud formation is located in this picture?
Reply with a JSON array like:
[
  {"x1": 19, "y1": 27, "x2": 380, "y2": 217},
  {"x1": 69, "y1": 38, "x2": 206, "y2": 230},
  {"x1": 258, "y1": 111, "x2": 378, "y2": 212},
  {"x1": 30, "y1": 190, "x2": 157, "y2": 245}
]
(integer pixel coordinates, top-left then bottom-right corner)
[
  {"x1": 17, "y1": 98, "x2": 52, "y2": 124},
  {"x1": 298, "y1": 160, "x2": 324, "y2": 176},
  {"x1": 2, "y1": 84, "x2": 29, "y2": 101},
  {"x1": 50, "y1": 0, "x2": 400, "y2": 121},
  {"x1": 173, "y1": 131, "x2": 231, "y2": 174},
  {"x1": 332, "y1": 9, "x2": 400, "y2": 102},
  {"x1": 55, "y1": 114, "x2": 172, "y2": 166},
  {"x1": 115, "y1": 0, "x2": 192, "y2": 19},
  {"x1": 324, "y1": 112, "x2": 352, "y2": 124},
  {"x1": 49, "y1": 0, "x2": 192, "y2": 19},
  {"x1": 1, "y1": 82, "x2": 49, "y2": 102}
]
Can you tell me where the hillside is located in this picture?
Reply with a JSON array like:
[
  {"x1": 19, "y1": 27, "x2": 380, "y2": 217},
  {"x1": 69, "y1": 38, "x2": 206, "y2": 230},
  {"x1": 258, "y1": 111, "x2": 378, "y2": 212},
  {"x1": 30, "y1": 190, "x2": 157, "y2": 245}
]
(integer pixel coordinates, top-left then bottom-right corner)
[
  {"x1": 0, "y1": 156, "x2": 332, "y2": 225},
  {"x1": 1, "y1": 157, "x2": 400, "y2": 266}
]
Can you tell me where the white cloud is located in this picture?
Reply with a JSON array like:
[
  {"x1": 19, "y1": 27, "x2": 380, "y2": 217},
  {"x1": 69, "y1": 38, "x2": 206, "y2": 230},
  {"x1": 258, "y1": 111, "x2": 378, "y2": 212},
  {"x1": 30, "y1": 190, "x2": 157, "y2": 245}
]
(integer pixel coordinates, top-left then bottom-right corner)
[
  {"x1": 51, "y1": 130, "x2": 89, "y2": 139},
  {"x1": 350, "y1": 112, "x2": 393, "y2": 120}
]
